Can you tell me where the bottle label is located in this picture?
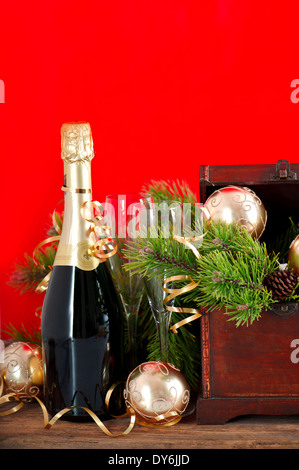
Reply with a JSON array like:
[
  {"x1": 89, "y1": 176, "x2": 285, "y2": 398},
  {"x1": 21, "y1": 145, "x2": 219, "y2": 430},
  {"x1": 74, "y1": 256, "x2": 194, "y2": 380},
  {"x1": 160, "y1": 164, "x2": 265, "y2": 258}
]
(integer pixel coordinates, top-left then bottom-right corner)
[{"x1": 54, "y1": 241, "x2": 100, "y2": 271}]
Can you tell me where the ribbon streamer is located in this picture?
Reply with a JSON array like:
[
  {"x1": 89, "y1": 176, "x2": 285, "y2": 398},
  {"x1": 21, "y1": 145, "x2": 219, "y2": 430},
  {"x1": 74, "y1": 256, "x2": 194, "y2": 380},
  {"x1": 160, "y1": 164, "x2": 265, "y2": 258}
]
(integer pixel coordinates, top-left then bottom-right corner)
[
  {"x1": 33, "y1": 210, "x2": 61, "y2": 266},
  {"x1": 34, "y1": 210, "x2": 62, "y2": 293},
  {"x1": 162, "y1": 234, "x2": 204, "y2": 333},
  {"x1": 173, "y1": 235, "x2": 201, "y2": 259},
  {"x1": 0, "y1": 375, "x2": 135, "y2": 437},
  {"x1": 163, "y1": 275, "x2": 202, "y2": 333},
  {"x1": 0, "y1": 378, "x2": 24, "y2": 415},
  {"x1": 0, "y1": 394, "x2": 136, "y2": 437},
  {"x1": 135, "y1": 411, "x2": 181, "y2": 428},
  {"x1": 0, "y1": 376, "x2": 182, "y2": 432},
  {"x1": 80, "y1": 200, "x2": 117, "y2": 260}
]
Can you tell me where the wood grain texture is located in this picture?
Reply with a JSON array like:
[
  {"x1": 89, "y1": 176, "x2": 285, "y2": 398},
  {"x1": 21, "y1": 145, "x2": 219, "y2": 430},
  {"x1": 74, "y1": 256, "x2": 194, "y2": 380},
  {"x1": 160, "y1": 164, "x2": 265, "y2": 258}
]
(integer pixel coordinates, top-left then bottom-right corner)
[
  {"x1": 1, "y1": 404, "x2": 299, "y2": 449},
  {"x1": 197, "y1": 308, "x2": 299, "y2": 424}
]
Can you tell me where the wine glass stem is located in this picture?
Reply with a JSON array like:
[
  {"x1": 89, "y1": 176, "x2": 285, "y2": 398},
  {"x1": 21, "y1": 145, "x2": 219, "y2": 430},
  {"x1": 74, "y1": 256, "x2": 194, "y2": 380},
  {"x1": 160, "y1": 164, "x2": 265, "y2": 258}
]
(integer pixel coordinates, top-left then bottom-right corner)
[
  {"x1": 127, "y1": 312, "x2": 138, "y2": 370},
  {"x1": 157, "y1": 311, "x2": 171, "y2": 363}
]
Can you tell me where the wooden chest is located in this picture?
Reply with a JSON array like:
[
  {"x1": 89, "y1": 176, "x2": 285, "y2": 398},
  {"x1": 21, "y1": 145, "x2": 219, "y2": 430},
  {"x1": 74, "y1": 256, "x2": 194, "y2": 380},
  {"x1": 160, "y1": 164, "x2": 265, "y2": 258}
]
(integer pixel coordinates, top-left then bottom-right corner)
[{"x1": 196, "y1": 159, "x2": 299, "y2": 425}]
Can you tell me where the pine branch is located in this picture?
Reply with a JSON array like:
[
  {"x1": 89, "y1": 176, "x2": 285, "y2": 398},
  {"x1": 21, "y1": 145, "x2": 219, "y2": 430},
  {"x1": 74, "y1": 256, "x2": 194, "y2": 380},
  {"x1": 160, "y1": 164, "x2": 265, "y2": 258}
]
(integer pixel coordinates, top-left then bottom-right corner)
[
  {"x1": 199, "y1": 220, "x2": 276, "y2": 265},
  {"x1": 142, "y1": 179, "x2": 197, "y2": 204},
  {"x1": 123, "y1": 231, "x2": 199, "y2": 281},
  {"x1": 124, "y1": 220, "x2": 281, "y2": 327},
  {"x1": 46, "y1": 210, "x2": 63, "y2": 236},
  {"x1": 3, "y1": 322, "x2": 42, "y2": 346},
  {"x1": 190, "y1": 249, "x2": 276, "y2": 326},
  {"x1": 8, "y1": 248, "x2": 57, "y2": 294},
  {"x1": 8, "y1": 211, "x2": 62, "y2": 294}
]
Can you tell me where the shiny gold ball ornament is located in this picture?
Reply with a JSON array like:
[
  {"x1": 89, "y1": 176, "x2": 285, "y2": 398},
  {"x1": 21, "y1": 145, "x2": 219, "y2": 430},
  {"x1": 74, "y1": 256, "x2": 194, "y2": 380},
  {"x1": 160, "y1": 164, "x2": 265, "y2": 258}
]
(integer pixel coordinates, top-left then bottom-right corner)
[
  {"x1": 0, "y1": 342, "x2": 43, "y2": 401},
  {"x1": 203, "y1": 185, "x2": 267, "y2": 239},
  {"x1": 124, "y1": 361, "x2": 190, "y2": 426},
  {"x1": 288, "y1": 235, "x2": 299, "y2": 275}
]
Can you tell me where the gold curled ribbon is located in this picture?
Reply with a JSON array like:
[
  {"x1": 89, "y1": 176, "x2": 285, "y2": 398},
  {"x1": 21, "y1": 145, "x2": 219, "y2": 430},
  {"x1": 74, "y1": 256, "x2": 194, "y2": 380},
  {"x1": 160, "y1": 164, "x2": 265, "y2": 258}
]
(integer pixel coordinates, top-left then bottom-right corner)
[
  {"x1": 0, "y1": 393, "x2": 24, "y2": 416},
  {"x1": 80, "y1": 200, "x2": 117, "y2": 261},
  {"x1": 51, "y1": 209, "x2": 63, "y2": 235},
  {"x1": 0, "y1": 376, "x2": 25, "y2": 416},
  {"x1": 162, "y1": 234, "x2": 204, "y2": 333},
  {"x1": 34, "y1": 234, "x2": 60, "y2": 293},
  {"x1": 134, "y1": 411, "x2": 182, "y2": 428},
  {"x1": 35, "y1": 271, "x2": 52, "y2": 294},
  {"x1": 41, "y1": 400, "x2": 136, "y2": 437},
  {"x1": 104, "y1": 381, "x2": 128, "y2": 419},
  {"x1": 103, "y1": 382, "x2": 180, "y2": 427},
  {"x1": 0, "y1": 377, "x2": 182, "y2": 432},
  {"x1": 34, "y1": 209, "x2": 62, "y2": 293},
  {"x1": 0, "y1": 376, "x2": 136, "y2": 437},
  {"x1": 173, "y1": 234, "x2": 206, "y2": 259},
  {"x1": 163, "y1": 275, "x2": 202, "y2": 334},
  {"x1": 33, "y1": 210, "x2": 62, "y2": 264}
]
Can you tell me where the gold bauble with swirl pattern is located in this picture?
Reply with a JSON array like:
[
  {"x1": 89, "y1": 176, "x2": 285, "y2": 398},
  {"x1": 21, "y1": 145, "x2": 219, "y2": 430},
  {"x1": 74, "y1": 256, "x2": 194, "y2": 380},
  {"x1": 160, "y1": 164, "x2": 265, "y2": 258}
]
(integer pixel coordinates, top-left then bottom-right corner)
[
  {"x1": 0, "y1": 342, "x2": 43, "y2": 402},
  {"x1": 203, "y1": 185, "x2": 267, "y2": 239},
  {"x1": 124, "y1": 361, "x2": 190, "y2": 426},
  {"x1": 288, "y1": 235, "x2": 299, "y2": 275}
]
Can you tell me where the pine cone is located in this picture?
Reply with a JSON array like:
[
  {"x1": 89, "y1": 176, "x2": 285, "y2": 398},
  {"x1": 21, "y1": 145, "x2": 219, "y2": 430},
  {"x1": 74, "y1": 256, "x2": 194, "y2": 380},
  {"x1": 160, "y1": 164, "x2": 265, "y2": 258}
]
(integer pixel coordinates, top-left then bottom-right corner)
[{"x1": 264, "y1": 270, "x2": 299, "y2": 300}]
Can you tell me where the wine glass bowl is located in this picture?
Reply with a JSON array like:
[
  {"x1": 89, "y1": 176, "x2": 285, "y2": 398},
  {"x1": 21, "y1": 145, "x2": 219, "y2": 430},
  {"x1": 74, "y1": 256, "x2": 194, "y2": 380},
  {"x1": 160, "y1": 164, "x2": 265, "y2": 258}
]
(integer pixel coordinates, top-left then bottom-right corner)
[
  {"x1": 143, "y1": 200, "x2": 183, "y2": 363},
  {"x1": 104, "y1": 193, "x2": 153, "y2": 371},
  {"x1": 143, "y1": 273, "x2": 176, "y2": 363}
]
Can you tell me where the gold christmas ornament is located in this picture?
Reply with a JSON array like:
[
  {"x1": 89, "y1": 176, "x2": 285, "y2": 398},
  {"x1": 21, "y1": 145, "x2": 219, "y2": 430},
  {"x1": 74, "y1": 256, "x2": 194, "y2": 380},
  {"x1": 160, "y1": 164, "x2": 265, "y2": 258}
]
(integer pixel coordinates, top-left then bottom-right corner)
[
  {"x1": 0, "y1": 342, "x2": 43, "y2": 402},
  {"x1": 203, "y1": 185, "x2": 267, "y2": 239},
  {"x1": 124, "y1": 361, "x2": 190, "y2": 426},
  {"x1": 288, "y1": 235, "x2": 299, "y2": 275}
]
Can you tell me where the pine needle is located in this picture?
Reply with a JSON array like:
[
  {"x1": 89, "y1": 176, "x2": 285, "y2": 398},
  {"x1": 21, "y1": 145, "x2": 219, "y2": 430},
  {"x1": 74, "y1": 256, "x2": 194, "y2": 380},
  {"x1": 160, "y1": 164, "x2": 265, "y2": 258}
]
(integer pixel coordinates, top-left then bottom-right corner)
[
  {"x1": 142, "y1": 179, "x2": 197, "y2": 204},
  {"x1": 3, "y1": 322, "x2": 42, "y2": 346}
]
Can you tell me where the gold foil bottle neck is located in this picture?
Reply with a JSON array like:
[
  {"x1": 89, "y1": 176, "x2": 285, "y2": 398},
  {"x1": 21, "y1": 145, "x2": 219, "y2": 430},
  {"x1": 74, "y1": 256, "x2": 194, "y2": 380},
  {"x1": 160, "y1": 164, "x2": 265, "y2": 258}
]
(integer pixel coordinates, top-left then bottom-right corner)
[{"x1": 61, "y1": 121, "x2": 94, "y2": 163}]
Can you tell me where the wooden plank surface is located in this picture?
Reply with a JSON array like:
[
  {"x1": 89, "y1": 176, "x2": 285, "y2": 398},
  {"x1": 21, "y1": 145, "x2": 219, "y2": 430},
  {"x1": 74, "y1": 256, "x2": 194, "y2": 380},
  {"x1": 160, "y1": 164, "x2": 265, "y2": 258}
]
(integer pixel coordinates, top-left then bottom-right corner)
[{"x1": 1, "y1": 403, "x2": 299, "y2": 450}]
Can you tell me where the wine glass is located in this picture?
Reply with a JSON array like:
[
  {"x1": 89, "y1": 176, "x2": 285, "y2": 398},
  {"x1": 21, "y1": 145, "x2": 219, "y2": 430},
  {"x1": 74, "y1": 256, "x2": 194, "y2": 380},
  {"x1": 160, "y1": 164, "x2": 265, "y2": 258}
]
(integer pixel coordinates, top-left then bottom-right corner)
[
  {"x1": 143, "y1": 200, "x2": 183, "y2": 363},
  {"x1": 104, "y1": 193, "x2": 153, "y2": 371}
]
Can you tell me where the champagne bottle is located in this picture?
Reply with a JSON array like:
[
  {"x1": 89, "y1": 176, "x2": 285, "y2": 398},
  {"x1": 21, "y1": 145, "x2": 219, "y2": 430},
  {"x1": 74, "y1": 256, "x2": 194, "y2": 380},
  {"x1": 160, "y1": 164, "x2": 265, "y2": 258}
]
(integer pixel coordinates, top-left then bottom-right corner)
[{"x1": 41, "y1": 122, "x2": 124, "y2": 421}]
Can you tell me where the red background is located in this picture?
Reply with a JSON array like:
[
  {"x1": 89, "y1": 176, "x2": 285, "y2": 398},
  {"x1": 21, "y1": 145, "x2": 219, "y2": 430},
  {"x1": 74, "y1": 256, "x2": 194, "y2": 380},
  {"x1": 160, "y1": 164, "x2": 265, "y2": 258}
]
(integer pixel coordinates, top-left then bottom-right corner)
[{"x1": 1, "y1": 1, "x2": 299, "y2": 338}]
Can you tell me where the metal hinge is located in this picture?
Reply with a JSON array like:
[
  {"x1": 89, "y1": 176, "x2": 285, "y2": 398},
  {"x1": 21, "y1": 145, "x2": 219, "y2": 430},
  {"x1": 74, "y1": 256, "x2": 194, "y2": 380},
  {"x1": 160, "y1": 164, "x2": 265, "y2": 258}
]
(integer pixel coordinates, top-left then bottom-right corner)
[
  {"x1": 271, "y1": 159, "x2": 297, "y2": 180},
  {"x1": 270, "y1": 302, "x2": 298, "y2": 316}
]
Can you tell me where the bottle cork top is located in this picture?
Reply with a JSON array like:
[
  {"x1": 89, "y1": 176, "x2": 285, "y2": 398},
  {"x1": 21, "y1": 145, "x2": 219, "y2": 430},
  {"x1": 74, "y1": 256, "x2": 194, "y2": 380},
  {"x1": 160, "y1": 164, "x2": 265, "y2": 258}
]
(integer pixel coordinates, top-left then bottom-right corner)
[{"x1": 61, "y1": 121, "x2": 94, "y2": 163}]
